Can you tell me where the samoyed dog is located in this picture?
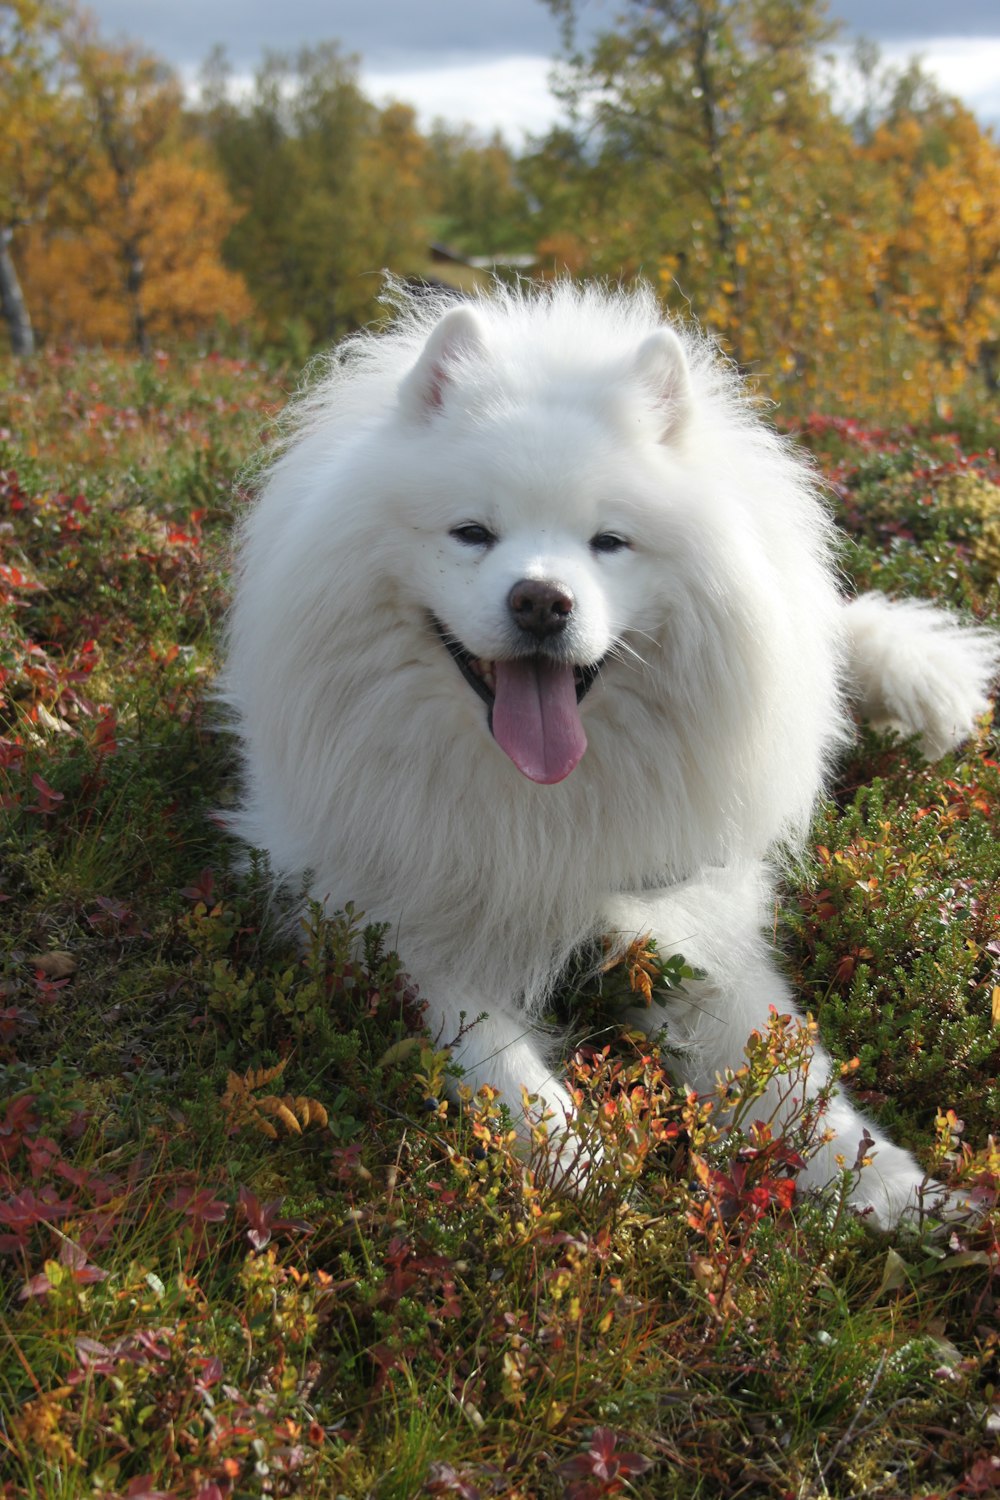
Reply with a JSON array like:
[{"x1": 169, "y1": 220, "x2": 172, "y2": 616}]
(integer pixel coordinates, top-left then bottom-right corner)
[{"x1": 223, "y1": 282, "x2": 997, "y2": 1226}]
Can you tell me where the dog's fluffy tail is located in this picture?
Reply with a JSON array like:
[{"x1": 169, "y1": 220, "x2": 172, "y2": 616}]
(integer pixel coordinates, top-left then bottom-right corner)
[{"x1": 843, "y1": 592, "x2": 999, "y2": 759}]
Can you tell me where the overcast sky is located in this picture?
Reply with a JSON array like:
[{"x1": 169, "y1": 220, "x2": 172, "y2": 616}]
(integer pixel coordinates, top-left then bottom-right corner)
[{"x1": 84, "y1": 2, "x2": 1000, "y2": 135}]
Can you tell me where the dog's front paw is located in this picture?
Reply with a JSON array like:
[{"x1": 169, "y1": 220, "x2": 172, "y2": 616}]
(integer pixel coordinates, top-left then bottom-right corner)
[
  {"x1": 521, "y1": 1084, "x2": 604, "y2": 1193},
  {"x1": 849, "y1": 1164, "x2": 980, "y2": 1232}
]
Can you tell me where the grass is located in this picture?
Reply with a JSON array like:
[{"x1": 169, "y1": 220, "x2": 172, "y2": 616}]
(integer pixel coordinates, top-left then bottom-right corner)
[{"x1": 1, "y1": 352, "x2": 999, "y2": 1499}]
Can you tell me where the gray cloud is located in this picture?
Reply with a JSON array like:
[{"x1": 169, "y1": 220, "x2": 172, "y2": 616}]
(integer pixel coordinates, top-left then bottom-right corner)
[
  {"x1": 831, "y1": 1, "x2": 1000, "y2": 40},
  {"x1": 83, "y1": 0, "x2": 1000, "y2": 75},
  {"x1": 84, "y1": 0, "x2": 563, "y2": 70}
]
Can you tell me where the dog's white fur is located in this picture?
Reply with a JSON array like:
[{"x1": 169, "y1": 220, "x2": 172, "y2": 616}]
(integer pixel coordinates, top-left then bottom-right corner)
[{"x1": 223, "y1": 282, "x2": 998, "y2": 1225}]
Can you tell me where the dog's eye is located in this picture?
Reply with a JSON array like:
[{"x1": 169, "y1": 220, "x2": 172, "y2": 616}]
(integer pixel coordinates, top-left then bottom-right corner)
[
  {"x1": 590, "y1": 532, "x2": 630, "y2": 554},
  {"x1": 450, "y1": 524, "x2": 496, "y2": 548}
]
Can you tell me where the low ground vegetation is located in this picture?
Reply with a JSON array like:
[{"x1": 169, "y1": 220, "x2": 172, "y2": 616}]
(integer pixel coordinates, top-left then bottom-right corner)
[{"x1": 1, "y1": 351, "x2": 998, "y2": 1498}]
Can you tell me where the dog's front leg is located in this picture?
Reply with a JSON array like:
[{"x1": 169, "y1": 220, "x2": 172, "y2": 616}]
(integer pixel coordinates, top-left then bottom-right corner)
[
  {"x1": 416, "y1": 982, "x2": 579, "y2": 1148},
  {"x1": 604, "y1": 869, "x2": 948, "y2": 1227}
]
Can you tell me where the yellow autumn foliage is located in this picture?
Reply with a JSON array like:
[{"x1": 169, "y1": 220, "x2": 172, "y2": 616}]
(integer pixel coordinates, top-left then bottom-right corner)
[
  {"x1": 939, "y1": 472, "x2": 1000, "y2": 577},
  {"x1": 221, "y1": 1060, "x2": 330, "y2": 1141},
  {"x1": 22, "y1": 147, "x2": 252, "y2": 344}
]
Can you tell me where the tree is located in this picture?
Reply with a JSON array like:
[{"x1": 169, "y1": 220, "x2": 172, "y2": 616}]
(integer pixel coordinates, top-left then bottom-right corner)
[
  {"x1": 198, "y1": 44, "x2": 428, "y2": 345},
  {"x1": 425, "y1": 124, "x2": 530, "y2": 254},
  {"x1": 0, "y1": 0, "x2": 89, "y2": 354},
  {"x1": 864, "y1": 103, "x2": 1000, "y2": 400},
  {"x1": 72, "y1": 37, "x2": 181, "y2": 353},
  {"x1": 19, "y1": 34, "x2": 251, "y2": 348},
  {"x1": 539, "y1": 0, "x2": 839, "y2": 361},
  {"x1": 22, "y1": 145, "x2": 253, "y2": 345},
  {"x1": 527, "y1": 0, "x2": 1000, "y2": 416}
]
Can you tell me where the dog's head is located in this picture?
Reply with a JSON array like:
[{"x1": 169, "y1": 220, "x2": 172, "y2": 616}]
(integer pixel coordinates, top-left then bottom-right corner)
[{"x1": 385, "y1": 302, "x2": 711, "y2": 785}]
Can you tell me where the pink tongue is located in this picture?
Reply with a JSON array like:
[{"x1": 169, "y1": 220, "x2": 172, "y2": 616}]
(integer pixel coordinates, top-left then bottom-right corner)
[{"x1": 491, "y1": 658, "x2": 587, "y2": 783}]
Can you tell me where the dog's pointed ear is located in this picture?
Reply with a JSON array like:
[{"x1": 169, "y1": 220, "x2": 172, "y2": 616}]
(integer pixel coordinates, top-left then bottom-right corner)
[
  {"x1": 633, "y1": 327, "x2": 691, "y2": 441},
  {"x1": 399, "y1": 305, "x2": 486, "y2": 419}
]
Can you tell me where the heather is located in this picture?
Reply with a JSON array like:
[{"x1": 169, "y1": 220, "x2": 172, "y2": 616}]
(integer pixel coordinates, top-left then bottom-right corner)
[{"x1": 0, "y1": 353, "x2": 998, "y2": 1499}]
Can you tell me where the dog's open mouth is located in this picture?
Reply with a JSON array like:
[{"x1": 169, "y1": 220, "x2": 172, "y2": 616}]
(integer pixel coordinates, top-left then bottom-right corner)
[{"x1": 433, "y1": 619, "x2": 601, "y2": 785}]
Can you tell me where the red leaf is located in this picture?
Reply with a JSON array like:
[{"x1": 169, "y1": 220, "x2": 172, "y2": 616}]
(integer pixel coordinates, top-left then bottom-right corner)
[
  {"x1": 168, "y1": 1185, "x2": 228, "y2": 1224},
  {"x1": 124, "y1": 1477, "x2": 176, "y2": 1499},
  {"x1": 18, "y1": 1272, "x2": 54, "y2": 1300},
  {"x1": 59, "y1": 1237, "x2": 108, "y2": 1284},
  {"x1": 195, "y1": 1354, "x2": 223, "y2": 1387},
  {"x1": 92, "y1": 711, "x2": 118, "y2": 756},
  {"x1": 180, "y1": 867, "x2": 215, "y2": 905},
  {"x1": 236, "y1": 1186, "x2": 313, "y2": 1248},
  {"x1": 27, "y1": 773, "x2": 64, "y2": 815},
  {"x1": 0, "y1": 1185, "x2": 75, "y2": 1229}
]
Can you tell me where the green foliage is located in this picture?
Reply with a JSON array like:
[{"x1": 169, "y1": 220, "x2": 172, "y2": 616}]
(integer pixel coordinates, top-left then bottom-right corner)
[
  {"x1": 531, "y1": 4, "x2": 1000, "y2": 420},
  {"x1": 425, "y1": 124, "x2": 532, "y2": 255},
  {"x1": 8, "y1": 0, "x2": 1000, "y2": 442},
  {"x1": 795, "y1": 416, "x2": 1000, "y2": 609},
  {"x1": 786, "y1": 753, "x2": 1000, "y2": 1142},
  {"x1": 196, "y1": 44, "x2": 429, "y2": 346},
  {"x1": 1, "y1": 351, "x2": 998, "y2": 1498}
]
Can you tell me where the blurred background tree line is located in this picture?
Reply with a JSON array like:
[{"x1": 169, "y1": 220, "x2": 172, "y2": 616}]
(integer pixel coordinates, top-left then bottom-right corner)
[{"x1": 2, "y1": 0, "x2": 999, "y2": 419}]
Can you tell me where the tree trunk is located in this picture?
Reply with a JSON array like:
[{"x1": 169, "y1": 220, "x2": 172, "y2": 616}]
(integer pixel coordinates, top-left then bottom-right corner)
[
  {"x1": 0, "y1": 227, "x2": 36, "y2": 357},
  {"x1": 691, "y1": 17, "x2": 745, "y2": 363},
  {"x1": 123, "y1": 239, "x2": 150, "y2": 356}
]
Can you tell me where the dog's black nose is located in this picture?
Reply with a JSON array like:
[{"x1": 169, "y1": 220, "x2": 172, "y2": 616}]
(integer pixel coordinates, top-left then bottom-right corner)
[{"x1": 508, "y1": 579, "x2": 574, "y2": 639}]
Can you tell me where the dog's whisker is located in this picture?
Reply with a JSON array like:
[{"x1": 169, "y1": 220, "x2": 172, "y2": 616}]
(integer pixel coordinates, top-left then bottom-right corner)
[{"x1": 605, "y1": 639, "x2": 652, "y2": 677}]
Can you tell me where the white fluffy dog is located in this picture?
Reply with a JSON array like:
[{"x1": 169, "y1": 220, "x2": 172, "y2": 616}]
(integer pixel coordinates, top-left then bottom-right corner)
[{"x1": 223, "y1": 282, "x2": 998, "y2": 1226}]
